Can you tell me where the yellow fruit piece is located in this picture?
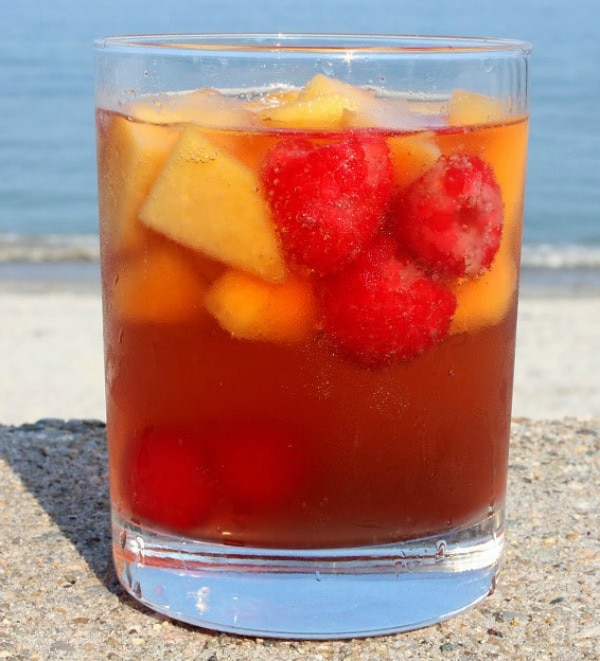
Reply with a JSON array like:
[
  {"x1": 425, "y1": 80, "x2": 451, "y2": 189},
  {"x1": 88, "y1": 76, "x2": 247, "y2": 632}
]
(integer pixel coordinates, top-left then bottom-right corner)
[
  {"x1": 112, "y1": 246, "x2": 209, "y2": 323},
  {"x1": 128, "y1": 88, "x2": 254, "y2": 129},
  {"x1": 387, "y1": 132, "x2": 441, "y2": 190},
  {"x1": 448, "y1": 89, "x2": 507, "y2": 126},
  {"x1": 202, "y1": 128, "x2": 281, "y2": 171},
  {"x1": 257, "y1": 74, "x2": 360, "y2": 129},
  {"x1": 300, "y1": 74, "x2": 424, "y2": 129},
  {"x1": 205, "y1": 270, "x2": 317, "y2": 344},
  {"x1": 97, "y1": 113, "x2": 179, "y2": 254},
  {"x1": 254, "y1": 74, "x2": 420, "y2": 130},
  {"x1": 301, "y1": 73, "x2": 372, "y2": 105},
  {"x1": 449, "y1": 242, "x2": 518, "y2": 335},
  {"x1": 140, "y1": 126, "x2": 287, "y2": 283},
  {"x1": 258, "y1": 93, "x2": 356, "y2": 129}
]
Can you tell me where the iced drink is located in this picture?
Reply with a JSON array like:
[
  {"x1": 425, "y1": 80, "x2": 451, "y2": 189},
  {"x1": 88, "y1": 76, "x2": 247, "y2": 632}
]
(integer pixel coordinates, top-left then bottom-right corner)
[{"x1": 95, "y1": 34, "x2": 530, "y2": 638}]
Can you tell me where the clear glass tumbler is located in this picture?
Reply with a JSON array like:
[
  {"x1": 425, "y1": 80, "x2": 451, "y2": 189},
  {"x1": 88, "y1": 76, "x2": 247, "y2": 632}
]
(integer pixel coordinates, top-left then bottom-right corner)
[{"x1": 95, "y1": 34, "x2": 530, "y2": 638}]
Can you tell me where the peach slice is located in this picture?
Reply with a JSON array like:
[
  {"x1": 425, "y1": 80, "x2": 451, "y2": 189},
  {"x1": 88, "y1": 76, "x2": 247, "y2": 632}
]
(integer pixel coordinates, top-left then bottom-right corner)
[
  {"x1": 449, "y1": 241, "x2": 518, "y2": 335},
  {"x1": 140, "y1": 126, "x2": 286, "y2": 283},
  {"x1": 97, "y1": 113, "x2": 179, "y2": 254},
  {"x1": 387, "y1": 132, "x2": 441, "y2": 190},
  {"x1": 205, "y1": 270, "x2": 317, "y2": 344},
  {"x1": 255, "y1": 74, "x2": 417, "y2": 130},
  {"x1": 448, "y1": 89, "x2": 507, "y2": 127},
  {"x1": 112, "y1": 245, "x2": 209, "y2": 323},
  {"x1": 128, "y1": 88, "x2": 254, "y2": 129},
  {"x1": 257, "y1": 74, "x2": 360, "y2": 129},
  {"x1": 292, "y1": 74, "x2": 420, "y2": 129}
]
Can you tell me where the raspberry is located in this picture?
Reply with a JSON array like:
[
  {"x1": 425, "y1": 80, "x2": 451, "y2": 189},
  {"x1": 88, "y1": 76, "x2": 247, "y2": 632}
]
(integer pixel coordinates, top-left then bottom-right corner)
[
  {"x1": 262, "y1": 133, "x2": 394, "y2": 275},
  {"x1": 392, "y1": 153, "x2": 503, "y2": 278},
  {"x1": 211, "y1": 420, "x2": 305, "y2": 511},
  {"x1": 127, "y1": 427, "x2": 214, "y2": 534},
  {"x1": 318, "y1": 236, "x2": 457, "y2": 367}
]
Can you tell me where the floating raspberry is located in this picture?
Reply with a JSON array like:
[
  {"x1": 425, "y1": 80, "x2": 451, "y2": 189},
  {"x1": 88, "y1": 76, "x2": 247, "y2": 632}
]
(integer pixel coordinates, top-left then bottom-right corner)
[
  {"x1": 128, "y1": 427, "x2": 213, "y2": 533},
  {"x1": 318, "y1": 236, "x2": 457, "y2": 367},
  {"x1": 211, "y1": 420, "x2": 305, "y2": 511},
  {"x1": 392, "y1": 153, "x2": 503, "y2": 278},
  {"x1": 262, "y1": 133, "x2": 394, "y2": 275}
]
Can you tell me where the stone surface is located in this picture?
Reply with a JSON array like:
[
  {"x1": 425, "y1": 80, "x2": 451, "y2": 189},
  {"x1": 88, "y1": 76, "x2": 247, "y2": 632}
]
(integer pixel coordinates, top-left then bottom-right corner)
[{"x1": 0, "y1": 418, "x2": 598, "y2": 659}]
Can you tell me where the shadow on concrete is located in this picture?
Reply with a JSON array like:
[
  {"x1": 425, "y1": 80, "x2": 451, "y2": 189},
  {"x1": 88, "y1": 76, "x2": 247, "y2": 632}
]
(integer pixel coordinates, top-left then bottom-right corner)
[{"x1": 0, "y1": 420, "x2": 151, "y2": 616}]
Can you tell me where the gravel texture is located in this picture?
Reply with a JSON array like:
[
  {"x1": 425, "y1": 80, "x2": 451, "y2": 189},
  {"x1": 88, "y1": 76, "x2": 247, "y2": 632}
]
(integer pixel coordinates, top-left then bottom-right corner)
[{"x1": 0, "y1": 418, "x2": 598, "y2": 659}]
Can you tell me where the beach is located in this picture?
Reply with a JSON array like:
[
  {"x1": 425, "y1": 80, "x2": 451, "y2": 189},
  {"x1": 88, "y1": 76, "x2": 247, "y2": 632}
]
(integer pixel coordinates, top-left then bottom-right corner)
[{"x1": 1, "y1": 263, "x2": 599, "y2": 425}]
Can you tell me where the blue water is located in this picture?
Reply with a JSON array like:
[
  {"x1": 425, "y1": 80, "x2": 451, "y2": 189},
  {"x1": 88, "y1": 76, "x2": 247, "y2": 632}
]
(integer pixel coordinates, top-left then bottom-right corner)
[{"x1": 1, "y1": 0, "x2": 599, "y2": 267}]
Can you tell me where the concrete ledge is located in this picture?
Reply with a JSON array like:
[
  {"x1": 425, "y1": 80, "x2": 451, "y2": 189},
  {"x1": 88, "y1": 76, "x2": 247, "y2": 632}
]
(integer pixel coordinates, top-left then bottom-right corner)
[{"x1": 0, "y1": 418, "x2": 598, "y2": 659}]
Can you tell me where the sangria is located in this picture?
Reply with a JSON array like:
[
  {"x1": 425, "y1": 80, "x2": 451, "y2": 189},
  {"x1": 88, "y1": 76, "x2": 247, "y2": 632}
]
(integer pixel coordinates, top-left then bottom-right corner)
[{"x1": 95, "y1": 34, "x2": 530, "y2": 638}]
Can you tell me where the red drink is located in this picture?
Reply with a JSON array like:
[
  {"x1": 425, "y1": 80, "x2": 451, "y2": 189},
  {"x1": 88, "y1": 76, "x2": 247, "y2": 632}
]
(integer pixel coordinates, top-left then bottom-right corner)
[
  {"x1": 95, "y1": 35, "x2": 530, "y2": 636},
  {"x1": 97, "y1": 81, "x2": 527, "y2": 548}
]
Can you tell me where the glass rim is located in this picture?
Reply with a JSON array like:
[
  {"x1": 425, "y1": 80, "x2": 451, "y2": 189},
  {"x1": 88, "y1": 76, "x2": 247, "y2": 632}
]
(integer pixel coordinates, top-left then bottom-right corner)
[{"x1": 94, "y1": 33, "x2": 532, "y2": 56}]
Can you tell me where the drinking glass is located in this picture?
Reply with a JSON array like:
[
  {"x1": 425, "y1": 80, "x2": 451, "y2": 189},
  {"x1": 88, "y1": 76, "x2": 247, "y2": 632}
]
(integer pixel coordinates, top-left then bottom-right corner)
[{"x1": 95, "y1": 33, "x2": 530, "y2": 638}]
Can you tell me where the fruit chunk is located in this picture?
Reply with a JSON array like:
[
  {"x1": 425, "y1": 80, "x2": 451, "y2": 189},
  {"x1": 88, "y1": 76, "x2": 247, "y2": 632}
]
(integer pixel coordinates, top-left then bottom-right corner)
[
  {"x1": 257, "y1": 74, "x2": 359, "y2": 129},
  {"x1": 140, "y1": 126, "x2": 286, "y2": 283},
  {"x1": 127, "y1": 427, "x2": 214, "y2": 533},
  {"x1": 130, "y1": 89, "x2": 278, "y2": 170},
  {"x1": 450, "y1": 239, "x2": 518, "y2": 335},
  {"x1": 318, "y1": 237, "x2": 457, "y2": 368},
  {"x1": 448, "y1": 89, "x2": 507, "y2": 126},
  {"x1": 205, "y1": 270, "x2": 317, "y2": 343},
  {"x1": 301, "y1": 73, "x2": 369, "y2": 101},
  {"x1": 128, "y1": 88, "x2": 254, "y2": 128},
  {"x1": 262, "y1": 134, "x2": 394, "y2": 275},
  {"x1": 211, "y1": 421, "x2": 305, "y2": 510},
  {"x1": 392, "y1": 154, "x2": 504, "y2": 278},
  {"x1": 112, "y1": 244, "x2": 209, "y2": 323},
  {"x1": 302, "y1": 75, "x2": 422, "y2": 130},
  {"x1": 97, "y1": 112, "x2": 179, "y2": 254},
  {"x1": 257, "y1": 74, "x2": 416, "y2": 130},
  {"x1": 387, "y1": 132, "x2": 442, "y2": 190}
]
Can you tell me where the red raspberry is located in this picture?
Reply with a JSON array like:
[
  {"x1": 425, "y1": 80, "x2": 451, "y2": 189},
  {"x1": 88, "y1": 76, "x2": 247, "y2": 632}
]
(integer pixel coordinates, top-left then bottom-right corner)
[
  {"x1": 318, "y1": 236, "x2": 457, "y2": 368},
  {"x1": 262, "y1": 133, "x2": 394, "y2": 275},
  {"x1": 392, "y1": 154, "x2": 503, "y2": 278},
  {"x1": 211, "y1": 420, "x2": 305, "y2": 511},
  {"x1": 127, "y1": 427, "x2": 214, "y2": 534}
]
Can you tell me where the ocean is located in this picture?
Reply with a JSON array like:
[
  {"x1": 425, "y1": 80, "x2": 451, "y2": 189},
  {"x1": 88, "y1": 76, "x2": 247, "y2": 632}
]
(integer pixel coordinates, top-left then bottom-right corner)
[{"x1": 1, "y1": 0, "x2": 599, "y2": 273}]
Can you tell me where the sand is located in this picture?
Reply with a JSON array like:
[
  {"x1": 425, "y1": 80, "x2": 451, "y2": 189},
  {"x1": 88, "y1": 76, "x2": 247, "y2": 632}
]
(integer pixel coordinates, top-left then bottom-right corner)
[{"x1": 1, "y1": 268, "x2": 599, "y2": 425}]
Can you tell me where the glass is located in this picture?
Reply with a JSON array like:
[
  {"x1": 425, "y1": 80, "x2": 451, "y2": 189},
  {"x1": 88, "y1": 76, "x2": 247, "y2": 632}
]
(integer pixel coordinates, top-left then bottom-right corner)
[{"x1": 94, "y1": 33, "x2": 531, "y2": 638}]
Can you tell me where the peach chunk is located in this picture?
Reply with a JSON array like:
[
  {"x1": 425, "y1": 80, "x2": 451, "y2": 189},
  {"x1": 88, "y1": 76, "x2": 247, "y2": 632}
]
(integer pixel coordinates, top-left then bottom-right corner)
[
  {"x1": 449, "y1": 241, "x2": 518, "y2": 335},
  {"x1": 205, "y1": 270, "x2": 317, "y2": 344},
  {"x1": 257, "y1": 74, "x2": 360, "y2": 129},
  {"x1": 140, "y1": 126, "x2": 286, "y2": 283},
  {"x1": 112, "y1": 245, "x2": 209, "y2": 323},
  {"x1": 128, "y1": 88, "x2": 254, "y2": 129},
  {"x1": 448, "y1": 90, "x2": 507, "y2": 126},
  {"x1": 97, "y1": 114, "x2": 179, "y2": 254},
  {"x1": 289, "y1": 74, "x2": 419, "y2": 129},
  {"x1": 387, "y1": 132, "x2": 441, "y2": 190}
]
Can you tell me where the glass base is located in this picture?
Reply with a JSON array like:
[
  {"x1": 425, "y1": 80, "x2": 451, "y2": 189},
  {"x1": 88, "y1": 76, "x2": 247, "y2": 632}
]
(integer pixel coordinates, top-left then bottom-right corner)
[{"x1": 112, "y1": 511, "x2": 504, "y2": 639}]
